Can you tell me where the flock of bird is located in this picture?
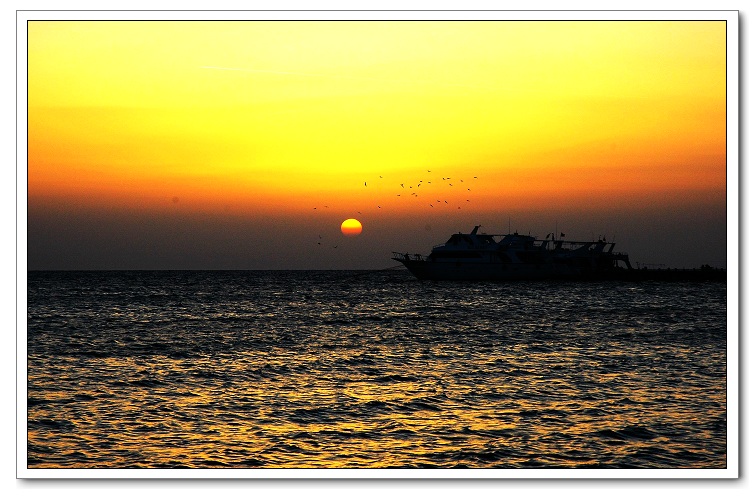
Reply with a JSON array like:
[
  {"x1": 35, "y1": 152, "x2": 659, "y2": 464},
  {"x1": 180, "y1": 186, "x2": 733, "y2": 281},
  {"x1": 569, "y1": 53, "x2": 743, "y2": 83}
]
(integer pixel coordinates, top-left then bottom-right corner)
[
  {"x1": 359, "y1": 170, "x2": 479, "y2": 211},
  {"x1": 313, "y1": 168, "x2": 481, "y2": 248}
]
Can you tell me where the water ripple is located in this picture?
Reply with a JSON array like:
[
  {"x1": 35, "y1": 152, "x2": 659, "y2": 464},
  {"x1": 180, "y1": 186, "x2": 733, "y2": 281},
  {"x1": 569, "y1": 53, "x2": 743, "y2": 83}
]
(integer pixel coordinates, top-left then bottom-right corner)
[{"x1": 27, "y1": 271, "x2": 727, "y2": 469}]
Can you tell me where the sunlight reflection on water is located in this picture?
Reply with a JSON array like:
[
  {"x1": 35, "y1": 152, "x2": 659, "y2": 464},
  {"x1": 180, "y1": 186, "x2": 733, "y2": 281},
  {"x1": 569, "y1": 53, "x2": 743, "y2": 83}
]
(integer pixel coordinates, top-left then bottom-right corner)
[{"x1": 27, "y1": 271, "x2": 727, "y2": 468}]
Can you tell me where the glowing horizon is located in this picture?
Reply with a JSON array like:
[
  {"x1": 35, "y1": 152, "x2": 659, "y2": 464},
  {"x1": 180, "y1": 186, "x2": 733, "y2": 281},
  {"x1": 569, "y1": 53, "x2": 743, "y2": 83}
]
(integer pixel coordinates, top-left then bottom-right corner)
[{"x1": 25, "y1": 19, "x2": 729, "y2": 270}]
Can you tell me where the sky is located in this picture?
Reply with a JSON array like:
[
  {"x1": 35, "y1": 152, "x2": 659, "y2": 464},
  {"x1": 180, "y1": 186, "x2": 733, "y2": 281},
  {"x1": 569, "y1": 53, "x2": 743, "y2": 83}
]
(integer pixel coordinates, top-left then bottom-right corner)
[{"x1": 25, "y1": 18, "x2": 729, "y2": 270}]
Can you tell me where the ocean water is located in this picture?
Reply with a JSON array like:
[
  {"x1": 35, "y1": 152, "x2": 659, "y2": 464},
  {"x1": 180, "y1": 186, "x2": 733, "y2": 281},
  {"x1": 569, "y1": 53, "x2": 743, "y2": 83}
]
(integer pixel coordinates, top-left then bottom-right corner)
[{"x1": 26, "y1": 270, "x2": 728, "y2": 469}]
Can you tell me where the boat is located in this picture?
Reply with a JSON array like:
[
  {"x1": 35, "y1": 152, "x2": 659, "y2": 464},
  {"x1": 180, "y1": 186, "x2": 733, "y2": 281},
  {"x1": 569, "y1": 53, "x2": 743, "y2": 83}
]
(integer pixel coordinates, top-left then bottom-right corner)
[
  {"x1": 392, "y1": 226, "x2": 725, "y2": 281},
  {"x1": 392, "y1": 225, "x2": 634, "y2": 281}
]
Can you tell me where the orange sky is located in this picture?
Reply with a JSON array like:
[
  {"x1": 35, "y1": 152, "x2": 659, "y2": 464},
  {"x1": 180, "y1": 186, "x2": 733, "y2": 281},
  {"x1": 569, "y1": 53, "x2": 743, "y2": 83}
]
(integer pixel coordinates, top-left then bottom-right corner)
[{"x1": 25, "y1": 19, "x2": 729, "y2": 269}]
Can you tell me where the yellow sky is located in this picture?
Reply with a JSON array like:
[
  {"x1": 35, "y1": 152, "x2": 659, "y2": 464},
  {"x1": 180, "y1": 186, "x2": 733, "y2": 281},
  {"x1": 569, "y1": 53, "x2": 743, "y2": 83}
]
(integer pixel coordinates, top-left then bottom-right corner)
[{"x1": 28, "y1": 20, "x2": 726, "y2": 217}]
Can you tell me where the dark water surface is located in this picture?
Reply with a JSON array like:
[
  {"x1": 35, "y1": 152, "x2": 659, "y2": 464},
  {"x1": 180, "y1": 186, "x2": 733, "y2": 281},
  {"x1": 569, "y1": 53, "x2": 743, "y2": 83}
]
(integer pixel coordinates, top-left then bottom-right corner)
[{"x1": 26, "y1": 270, "x2": 727, "y2": 469}]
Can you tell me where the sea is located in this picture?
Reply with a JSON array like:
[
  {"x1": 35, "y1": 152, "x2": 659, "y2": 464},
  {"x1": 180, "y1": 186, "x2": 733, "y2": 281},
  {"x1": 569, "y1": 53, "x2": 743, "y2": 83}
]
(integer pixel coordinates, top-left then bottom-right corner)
[{"x1": 25, "y1": 270, "x2": 728, "y2": 471}]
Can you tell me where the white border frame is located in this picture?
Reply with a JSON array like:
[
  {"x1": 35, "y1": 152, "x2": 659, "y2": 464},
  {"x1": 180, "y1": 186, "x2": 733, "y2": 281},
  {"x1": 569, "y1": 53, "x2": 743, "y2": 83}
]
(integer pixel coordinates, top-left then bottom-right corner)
[{"x1": 16, "y1": 8, "x2": 739, "y2": 480}]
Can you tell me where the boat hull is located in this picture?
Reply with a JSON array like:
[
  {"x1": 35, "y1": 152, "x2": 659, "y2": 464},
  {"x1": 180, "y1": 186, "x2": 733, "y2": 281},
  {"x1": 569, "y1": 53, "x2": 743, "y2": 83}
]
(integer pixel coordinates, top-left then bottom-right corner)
[
  {"x1": 392, "y1": 258, "x2": 724, "y2": 282},
  {"x1": 392, "y1": 258, "x2": 617, "y2": 281}
]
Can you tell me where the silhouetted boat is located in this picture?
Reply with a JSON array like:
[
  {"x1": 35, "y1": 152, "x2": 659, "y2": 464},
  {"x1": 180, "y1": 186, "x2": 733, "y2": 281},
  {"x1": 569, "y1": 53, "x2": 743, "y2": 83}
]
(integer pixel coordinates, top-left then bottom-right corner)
[{"x1": 392, "y1": 226, "x2": 724, "y2": 281}]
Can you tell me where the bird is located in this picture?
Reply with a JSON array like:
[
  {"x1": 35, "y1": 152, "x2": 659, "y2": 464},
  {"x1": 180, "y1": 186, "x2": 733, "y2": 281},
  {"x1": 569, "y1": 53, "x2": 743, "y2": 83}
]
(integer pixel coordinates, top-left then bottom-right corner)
[{"x1": 364, "y1": 182, "x2": 367, "y2": 186}]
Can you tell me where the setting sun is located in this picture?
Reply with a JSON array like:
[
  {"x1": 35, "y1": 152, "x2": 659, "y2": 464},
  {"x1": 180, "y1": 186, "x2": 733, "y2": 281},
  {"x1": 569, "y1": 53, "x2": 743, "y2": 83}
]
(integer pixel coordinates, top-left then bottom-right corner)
[{"x1": 341, "y1": 218, "x2": 363, "y2": 237}]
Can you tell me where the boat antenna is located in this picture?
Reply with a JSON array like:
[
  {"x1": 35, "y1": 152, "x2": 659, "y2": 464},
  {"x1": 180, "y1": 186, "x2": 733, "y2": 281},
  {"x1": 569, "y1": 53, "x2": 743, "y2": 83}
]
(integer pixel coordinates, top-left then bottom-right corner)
[{"x1": 508, "y1": 217, "x2": 511, "y2": 234}]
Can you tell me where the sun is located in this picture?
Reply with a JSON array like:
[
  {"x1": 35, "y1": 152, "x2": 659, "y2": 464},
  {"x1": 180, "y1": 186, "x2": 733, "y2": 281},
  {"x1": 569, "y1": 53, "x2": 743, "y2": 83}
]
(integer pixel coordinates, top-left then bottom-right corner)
[{"x1": 341, "y1": 218, "x2": 363, "y2": 237}]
